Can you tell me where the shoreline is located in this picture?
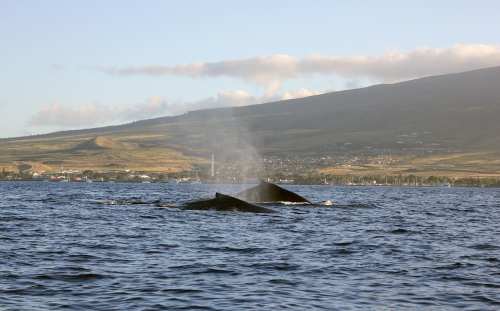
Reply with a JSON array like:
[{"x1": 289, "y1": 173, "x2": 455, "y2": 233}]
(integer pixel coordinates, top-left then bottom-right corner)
[{"x1": 0, "y1": 179, "x2": 495, "y2": 188}]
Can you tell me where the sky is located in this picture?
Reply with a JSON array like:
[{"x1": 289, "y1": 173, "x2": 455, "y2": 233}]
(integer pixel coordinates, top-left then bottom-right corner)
[{"x1": 1, "y1": 0, "x2": 500, "y2": 138}]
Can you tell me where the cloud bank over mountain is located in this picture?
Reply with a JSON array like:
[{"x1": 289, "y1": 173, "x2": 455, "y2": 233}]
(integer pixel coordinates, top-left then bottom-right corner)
[
  {"x1": 94, "y1": 44, "x2": 500, "y2": 84},
  {"x1": 28, "y1": 96, "x2": 170, "y2": 127},
  {"x1": 30, "y1": 44, "x2": 500, "y2": 129},
  {"x1": 28, "y1": 87, "x2": 328, "y2": 127}
]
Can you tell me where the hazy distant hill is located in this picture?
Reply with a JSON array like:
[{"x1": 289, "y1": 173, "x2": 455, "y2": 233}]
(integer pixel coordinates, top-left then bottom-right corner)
[{"x1": 4, "y1": 66, "x2": 500, "y2": 159}]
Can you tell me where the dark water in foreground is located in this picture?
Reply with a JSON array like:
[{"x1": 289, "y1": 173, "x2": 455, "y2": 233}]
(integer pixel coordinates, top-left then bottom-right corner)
[{"x1": 1, "y1": 182, "x2": 499, "y2": 310}]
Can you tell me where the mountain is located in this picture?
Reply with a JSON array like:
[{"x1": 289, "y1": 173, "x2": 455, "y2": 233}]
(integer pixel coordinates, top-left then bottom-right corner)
[{"x1": 1, "y1": 66, "x2": 500, "y2": 173}]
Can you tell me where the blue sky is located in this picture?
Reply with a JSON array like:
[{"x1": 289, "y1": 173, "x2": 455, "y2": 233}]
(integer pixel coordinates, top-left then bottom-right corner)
[{"x1": 1, "y1": 0, "x2": 500, "y2": 138}]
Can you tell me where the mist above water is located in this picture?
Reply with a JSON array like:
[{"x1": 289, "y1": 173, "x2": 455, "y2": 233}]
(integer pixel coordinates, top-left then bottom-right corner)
[{"x1": 175, "y1": 108, "x2": 262, "y2": 182}]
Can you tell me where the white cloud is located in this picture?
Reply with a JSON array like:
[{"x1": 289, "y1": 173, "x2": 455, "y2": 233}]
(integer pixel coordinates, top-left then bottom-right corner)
[
  {"x1": 163, "y1": 86, "x2": 330, "y2": 115},
  {"x1": 28, "y1": 96, "x2": 170, "y2": 127},
  {"x1": 28, "y1": 86, "x2": 329, "y2": 128},
  {"x1": 118, "y1": 95, "x2": 169, "y2": 120},
  {"x1": 85, "y1": 43, "x2": 500, "y2": 123},
  {"x1": 280, "y1": 88, "x2": 326, "y2": 100},
  {"x1": 297, "y1": 44, "x2": 500, "y2": 82},
  {"x1": 164, "y1": 90, "x2": 261, "y2": 115},
  {"x1": 93, "y1": 54, "x2": 298, "y2": 84},
  {"x1": 28, "y1": 102, "x2": 114, "y2": 127},
  {"x1": 344, "y1": 77, "x2": 362, "y2": 90},
  {"x1": 94, "y1": 44, "x2": 500, "y2": 84}
]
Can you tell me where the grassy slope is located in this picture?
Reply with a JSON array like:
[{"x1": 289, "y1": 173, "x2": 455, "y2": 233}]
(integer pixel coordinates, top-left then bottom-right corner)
[
  {"x1": 319, "y1": 151, "x2": 500, "y2": 178},
  {"x1": 0, "y1": 132, "x2": 209, "y2": 173}
]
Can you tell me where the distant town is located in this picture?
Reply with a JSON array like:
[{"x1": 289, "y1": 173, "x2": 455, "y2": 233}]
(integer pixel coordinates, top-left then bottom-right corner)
[{"x1": 1, "y1": 153, "x2": 498, "y2": 187}]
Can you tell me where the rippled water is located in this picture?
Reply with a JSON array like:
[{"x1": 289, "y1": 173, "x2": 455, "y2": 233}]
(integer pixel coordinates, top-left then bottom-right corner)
[{"x1": 1, "y1": 181, "x2": 499, "y2": 310}]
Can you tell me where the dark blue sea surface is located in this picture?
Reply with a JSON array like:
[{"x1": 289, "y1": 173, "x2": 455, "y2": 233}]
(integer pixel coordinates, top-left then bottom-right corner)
[{"x1": 1, "y1": 181, "x2": 499, "y2": 310}]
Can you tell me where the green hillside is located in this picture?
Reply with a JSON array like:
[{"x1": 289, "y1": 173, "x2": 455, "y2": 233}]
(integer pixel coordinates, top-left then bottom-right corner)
[{"x1": 1, "y1": 66, "x2": 500, "y2": 176}]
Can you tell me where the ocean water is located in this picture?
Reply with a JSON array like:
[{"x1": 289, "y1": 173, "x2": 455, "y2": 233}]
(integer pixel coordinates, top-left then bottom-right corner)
[{"x1": 1, "y1": 181, "x2": 499, "y2": 310}]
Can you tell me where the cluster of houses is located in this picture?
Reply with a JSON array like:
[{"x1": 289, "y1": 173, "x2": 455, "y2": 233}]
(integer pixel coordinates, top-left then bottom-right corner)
[{"x1": 214, "y1": 154, "x2": 397, "y2": 179}]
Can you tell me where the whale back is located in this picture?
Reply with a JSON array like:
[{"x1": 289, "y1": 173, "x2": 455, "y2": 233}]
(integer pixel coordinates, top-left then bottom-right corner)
[
  {"x1": 183, "y1": 192, "x2": 277, "y2": 213},
  {"x1": 236, "y1": 180, "x2": 311, "y2": 203}
]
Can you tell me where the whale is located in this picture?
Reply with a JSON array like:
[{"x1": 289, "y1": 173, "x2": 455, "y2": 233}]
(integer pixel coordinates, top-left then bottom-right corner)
[
  {"x1": 236, "y1": 180, "x2": 311, "y2": 204},
  {"x1": 183, "y1": 193, "x2": 278, "y2": 213}
]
